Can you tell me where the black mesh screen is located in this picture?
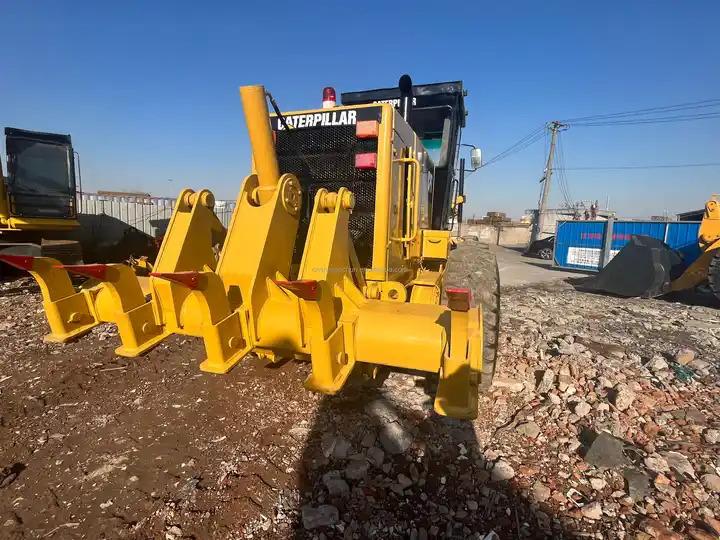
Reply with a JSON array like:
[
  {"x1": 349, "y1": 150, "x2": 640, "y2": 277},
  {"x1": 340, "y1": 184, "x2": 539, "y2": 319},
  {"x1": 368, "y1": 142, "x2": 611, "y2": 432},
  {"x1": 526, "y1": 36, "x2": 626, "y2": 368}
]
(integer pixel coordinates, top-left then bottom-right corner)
[{"x1": 275, "y1": 125, "x2": 378, "y2": 267}]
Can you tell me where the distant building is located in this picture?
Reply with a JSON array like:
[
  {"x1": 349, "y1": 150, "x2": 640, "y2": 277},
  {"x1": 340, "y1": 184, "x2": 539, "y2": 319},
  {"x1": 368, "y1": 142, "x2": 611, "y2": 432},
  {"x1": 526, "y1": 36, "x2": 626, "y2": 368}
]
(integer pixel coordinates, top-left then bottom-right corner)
[
  {"x1": 527, "y1": 207, "x2": 614, "y2": 238},
  {"x1": 677, "y1": 208, "x2": 704, "y2": 221}
]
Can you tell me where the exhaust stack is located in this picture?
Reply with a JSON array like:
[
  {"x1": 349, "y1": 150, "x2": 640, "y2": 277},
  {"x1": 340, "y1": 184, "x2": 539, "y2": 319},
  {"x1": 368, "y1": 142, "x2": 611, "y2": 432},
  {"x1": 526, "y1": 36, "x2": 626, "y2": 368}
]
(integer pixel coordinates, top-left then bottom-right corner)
[
  {"x1": 239, "y1": 85, "x2": 280, "y2": 203},
  {"x1": 399, "y1": 74, "x2": 413, "y2": 123}
]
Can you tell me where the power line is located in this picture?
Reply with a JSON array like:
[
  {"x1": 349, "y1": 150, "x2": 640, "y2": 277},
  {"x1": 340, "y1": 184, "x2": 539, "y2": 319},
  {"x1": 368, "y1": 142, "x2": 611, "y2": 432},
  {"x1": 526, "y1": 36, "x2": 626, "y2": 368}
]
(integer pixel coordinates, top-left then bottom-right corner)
[
  {"x1": 480, "y1": 125, "x2": 546, "y2": 168},
  {"x1": 569, "y1": 111, "x2": 720, "y2": 127},
  {"x1": 561, "y1": 97, "x2": 720, "y2": 123},
  {"x1": 559, "y1": 162, "x2": 720, "y2": 171}
]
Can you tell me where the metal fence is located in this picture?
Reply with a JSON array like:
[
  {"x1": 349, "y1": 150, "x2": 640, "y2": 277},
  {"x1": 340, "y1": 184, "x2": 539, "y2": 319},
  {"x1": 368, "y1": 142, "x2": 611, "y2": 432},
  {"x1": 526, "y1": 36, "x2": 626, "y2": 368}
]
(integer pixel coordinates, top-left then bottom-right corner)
[
  {"x1": 553, "y1": 219, "x2": 702, "y2": 272},
  {"x1": 78, "y1": 192, "x2": 237, "y2": 236}
]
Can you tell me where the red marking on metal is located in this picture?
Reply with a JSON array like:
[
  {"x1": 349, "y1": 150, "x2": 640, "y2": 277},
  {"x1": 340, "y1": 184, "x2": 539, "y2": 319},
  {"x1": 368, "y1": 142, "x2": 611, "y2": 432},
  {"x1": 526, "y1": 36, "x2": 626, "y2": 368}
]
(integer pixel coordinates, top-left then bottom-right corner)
[
  {"x1": 0, "y1": 254, "x2": 35, "y2": 271},
  {"x1": 150, "y1": 271, "x2": 202, "y2": 290},
  {"x1": 274, "y1": 279, "x2": 319, "y2": 300},
  {"x1": 59, "y1": 264, "x2": 109, "y2": 280}
]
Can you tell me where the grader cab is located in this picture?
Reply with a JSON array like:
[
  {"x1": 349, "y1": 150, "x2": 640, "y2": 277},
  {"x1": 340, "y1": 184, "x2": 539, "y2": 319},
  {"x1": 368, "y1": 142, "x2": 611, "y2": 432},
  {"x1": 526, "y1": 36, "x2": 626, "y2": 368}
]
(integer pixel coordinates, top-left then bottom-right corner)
[{"x1": 0, "y1": 77, "x2": 499, "y2": 420}]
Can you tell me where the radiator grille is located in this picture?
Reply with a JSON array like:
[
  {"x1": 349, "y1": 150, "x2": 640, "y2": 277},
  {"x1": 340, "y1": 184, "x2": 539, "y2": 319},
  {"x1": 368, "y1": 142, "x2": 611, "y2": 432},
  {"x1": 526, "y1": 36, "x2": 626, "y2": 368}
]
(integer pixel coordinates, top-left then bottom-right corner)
[{"x1": 275, "y1": 125, "x2": 378, "y2": 268}]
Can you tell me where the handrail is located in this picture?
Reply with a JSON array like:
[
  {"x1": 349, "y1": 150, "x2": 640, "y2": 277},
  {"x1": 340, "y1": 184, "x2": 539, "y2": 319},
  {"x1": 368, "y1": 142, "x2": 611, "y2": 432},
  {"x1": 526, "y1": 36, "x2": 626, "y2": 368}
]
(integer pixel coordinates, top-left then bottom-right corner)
[{"x1": 390, "y1": 156, "x2": 421, "y2": 244}]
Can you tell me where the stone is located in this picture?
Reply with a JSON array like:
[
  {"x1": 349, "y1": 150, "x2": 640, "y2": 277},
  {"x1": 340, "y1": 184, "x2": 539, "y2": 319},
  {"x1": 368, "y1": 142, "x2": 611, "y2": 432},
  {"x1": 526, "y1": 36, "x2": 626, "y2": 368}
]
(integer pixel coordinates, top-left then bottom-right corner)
[
  {"x1": 515, "y1": 421, "x2": 541, "y2": 439},
  {"x1": 366, "y1": 446, "x2": 385, "y2": 468},
  {"x1": 581, "y1": 501, "x2": 602, "y2": 520},
  {"x1": 491, "y1": 460, "x2": 515, "y2": 482},
  {"x1": 574, "y1": 400, "x2": 592, "y2": 418},
  {"x1": 663, "y1": 451, "x2": 696, "y2": 480},
  {"x1": 689, "y1": 358, "x2": 711, "y2": 372},
  {"x1": 492, "y1": 377, "x2": 525, "y2": 393},
  {"x1": 467, "y1": 500, "x2": 479, "y2": 511},
  {"x1": 322, "y1": 472, "x2": 350, "y2": 498},
  {"x1": 365, "y1": 399, "x2": 400, "y2": 423},
  {"x1": 531, "y1": 481, "x2": 551, "y2": 502},
  {"x1": 166, "y1": 526, "x2": 183, "y2": 539},
  {"x1": 590, "y1": 478, "x2": 607, "y2": 490},
  {"x1": 535, "y1": 369, "x2": 555, "y2": 394},
  {"x1": 687, "y1": 528, "x2": 715, "y2": 540},
  {"x1": 611, "y1": 383, "x2": 636, "y2": 411},
  {"x1": 583, "y1": 432, "x2": 630, "y2": 469},
  {"x1": 289, "y1": 426, "x2": 310, "y2": 441},
  {"x1": 624, "y1": 468, "x2": 651, "y2": 502},
  {"x1": 379, "y1": 422, "x2": 413, "y2": 454},
  {"x1": 302, "y1": 504, "x2": 339, "y2": 529},
  {"x1": 640, "y1": 519, "x2": 683, "y2": 540},
  {"x1": 397, "y1": 473, "x2": 413, "y2": 489},
  {"x1": 644, "y1": 455, "x2": 670, "y2": 474},
  {"x1": 321, "y1": 433, "x2": 350, "y2": 459},
  {"x1": 646, "y1": 355, "x2": 669, "y2": 372},
  {"x1": 703, "y1": 517, "x2": 720, "y2": 536},
  {"x1": 674, "y1": 348, "x2": 696, "y2": 365},
  {"x1": 360, "y1": 431, "x2": 376, "y2": 448},
  {"x1": 345, "y1": 459, "x2": 369, "y2": 480},
  {"x1": 700, "y1": 474, "x2": 720, "y2": 492},
  {"x1": 653, "y1": 474, "x2": 675, "y2": 496},
  {"x1": 703, "y1": 429, "x2": 719, "y2": 444}
]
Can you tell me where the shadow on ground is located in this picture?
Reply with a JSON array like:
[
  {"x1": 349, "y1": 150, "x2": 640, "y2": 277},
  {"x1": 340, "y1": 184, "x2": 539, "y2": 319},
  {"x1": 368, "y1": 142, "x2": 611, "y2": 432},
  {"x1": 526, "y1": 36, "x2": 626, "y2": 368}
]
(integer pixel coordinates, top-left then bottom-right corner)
[{"x1": 291, "y1": 373, "x2": 578, "y2": 539}]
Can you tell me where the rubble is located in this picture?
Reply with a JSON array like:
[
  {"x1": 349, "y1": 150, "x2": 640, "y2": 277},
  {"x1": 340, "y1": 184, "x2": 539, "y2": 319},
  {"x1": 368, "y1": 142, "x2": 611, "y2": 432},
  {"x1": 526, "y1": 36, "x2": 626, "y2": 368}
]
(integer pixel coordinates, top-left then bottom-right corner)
[
  {"x1": 490, "y1": 460, "x2": 515, "y2": 482},
  {"x1": 301, "y1": 505, "x2": 339, "y2": 529},
  {"x1": 583, "y1": 432, "x2": 630, "y2": 469},
  {"x1": 0, "y1": 276, "x2": 718, "y2": 538}
]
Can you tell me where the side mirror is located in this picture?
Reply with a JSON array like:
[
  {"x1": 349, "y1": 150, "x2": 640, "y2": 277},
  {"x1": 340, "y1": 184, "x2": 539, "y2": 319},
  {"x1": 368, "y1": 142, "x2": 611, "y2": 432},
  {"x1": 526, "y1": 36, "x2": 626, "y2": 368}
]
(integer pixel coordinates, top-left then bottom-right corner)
[{"x1": 470, "y1": 148, "x2": 482, "y2": 170}]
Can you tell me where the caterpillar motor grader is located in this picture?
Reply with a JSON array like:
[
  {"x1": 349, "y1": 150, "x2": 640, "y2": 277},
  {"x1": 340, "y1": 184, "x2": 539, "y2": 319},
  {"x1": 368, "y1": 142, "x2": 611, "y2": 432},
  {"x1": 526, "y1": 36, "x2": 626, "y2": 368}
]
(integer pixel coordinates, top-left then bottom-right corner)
[{"x1": 0, "y1": 76, "x2": 499, "y2": 419}]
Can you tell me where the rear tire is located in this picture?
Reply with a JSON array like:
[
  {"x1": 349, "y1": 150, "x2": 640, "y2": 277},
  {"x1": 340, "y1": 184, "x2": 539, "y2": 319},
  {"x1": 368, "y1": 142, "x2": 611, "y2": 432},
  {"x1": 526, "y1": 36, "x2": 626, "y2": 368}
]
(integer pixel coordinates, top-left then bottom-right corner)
[{"x1": 444, "y1": 240, "x2": 500, "y2": 391}]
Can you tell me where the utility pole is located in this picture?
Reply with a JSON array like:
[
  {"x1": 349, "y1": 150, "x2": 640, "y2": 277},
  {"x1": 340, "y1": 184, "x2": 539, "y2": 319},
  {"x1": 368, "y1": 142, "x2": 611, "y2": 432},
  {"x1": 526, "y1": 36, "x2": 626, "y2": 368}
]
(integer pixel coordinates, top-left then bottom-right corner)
[{"x1": 531, "y1": 121, "x2": 567, "y2": 243}]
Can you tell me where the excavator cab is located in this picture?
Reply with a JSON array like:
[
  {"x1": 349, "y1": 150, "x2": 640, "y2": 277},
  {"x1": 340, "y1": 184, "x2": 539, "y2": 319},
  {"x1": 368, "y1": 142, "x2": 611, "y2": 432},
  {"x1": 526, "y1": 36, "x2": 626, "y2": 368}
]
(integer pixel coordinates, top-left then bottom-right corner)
[
  {"x1": 0, "y1": 128, "x2": 81, "y2": 263},
  {"x1": 2, "y1": 128, "x2": 78, "y2": 222}
]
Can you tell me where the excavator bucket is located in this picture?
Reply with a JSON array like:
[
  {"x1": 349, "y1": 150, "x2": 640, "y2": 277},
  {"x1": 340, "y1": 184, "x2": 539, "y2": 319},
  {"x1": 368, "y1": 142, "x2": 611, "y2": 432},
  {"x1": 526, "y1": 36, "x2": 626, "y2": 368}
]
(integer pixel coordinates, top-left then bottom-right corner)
[{"x1": 585, "y1": 235, "x2": 684, "y2": 298}]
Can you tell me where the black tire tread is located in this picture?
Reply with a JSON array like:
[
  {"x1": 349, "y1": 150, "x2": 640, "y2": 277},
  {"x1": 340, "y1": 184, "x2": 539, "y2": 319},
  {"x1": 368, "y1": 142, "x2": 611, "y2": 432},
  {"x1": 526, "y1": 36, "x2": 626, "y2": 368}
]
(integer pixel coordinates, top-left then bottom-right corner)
[
  {"x1": 443, "y1": 240, "x2": 501, "y2": 391},
  {"x1": 708, "y1": 249, "x2": 720, "y2": 301}
]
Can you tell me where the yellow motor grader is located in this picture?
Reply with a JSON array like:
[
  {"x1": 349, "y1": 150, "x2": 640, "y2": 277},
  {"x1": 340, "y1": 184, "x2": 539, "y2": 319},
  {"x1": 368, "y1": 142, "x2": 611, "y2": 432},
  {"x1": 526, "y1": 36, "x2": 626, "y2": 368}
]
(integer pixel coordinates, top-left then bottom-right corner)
[{"x1": 0, "y1": 76, "x2": 499, "y2": 419}]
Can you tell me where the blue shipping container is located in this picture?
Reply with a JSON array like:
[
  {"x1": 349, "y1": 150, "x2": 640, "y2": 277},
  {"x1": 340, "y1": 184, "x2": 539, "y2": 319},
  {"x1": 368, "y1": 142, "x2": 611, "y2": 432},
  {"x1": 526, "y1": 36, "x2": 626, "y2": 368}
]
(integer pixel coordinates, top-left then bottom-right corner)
[{"x1": 553, "y1": 220, "x2": 701, "y2": 272}]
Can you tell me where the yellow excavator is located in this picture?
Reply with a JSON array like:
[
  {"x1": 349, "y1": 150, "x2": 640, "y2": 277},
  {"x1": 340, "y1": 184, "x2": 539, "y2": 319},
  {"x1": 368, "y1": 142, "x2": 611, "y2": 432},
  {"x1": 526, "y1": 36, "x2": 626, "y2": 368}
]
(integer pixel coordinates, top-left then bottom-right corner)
[
  {"x1": 0, "y1": 76, "x2": 499, "y2": 419},
  {"x1": 587, "y1": 195, "x2": 720, "y2": 299},
  {"x1": 0, "y1": 128, "x2": 82, "y2": 263}
]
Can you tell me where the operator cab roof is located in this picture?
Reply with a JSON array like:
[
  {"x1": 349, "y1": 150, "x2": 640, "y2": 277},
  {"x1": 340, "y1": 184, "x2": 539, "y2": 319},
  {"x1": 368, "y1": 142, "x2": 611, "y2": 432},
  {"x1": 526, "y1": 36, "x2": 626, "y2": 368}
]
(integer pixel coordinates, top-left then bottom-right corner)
[
  {"x1": 341, "y1": 80, "x2": 466, "y2": 131},
  {"x1": 341, "y1": 81, "x2": 465, "y2": 169}
]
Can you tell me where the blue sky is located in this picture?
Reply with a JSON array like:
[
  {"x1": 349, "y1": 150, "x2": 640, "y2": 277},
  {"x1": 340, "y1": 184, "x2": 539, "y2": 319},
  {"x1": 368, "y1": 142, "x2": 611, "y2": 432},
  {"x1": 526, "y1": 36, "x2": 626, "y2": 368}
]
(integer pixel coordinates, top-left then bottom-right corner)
[{"x1": 2, "y1": 1, "x2": 719, "y2": 218}]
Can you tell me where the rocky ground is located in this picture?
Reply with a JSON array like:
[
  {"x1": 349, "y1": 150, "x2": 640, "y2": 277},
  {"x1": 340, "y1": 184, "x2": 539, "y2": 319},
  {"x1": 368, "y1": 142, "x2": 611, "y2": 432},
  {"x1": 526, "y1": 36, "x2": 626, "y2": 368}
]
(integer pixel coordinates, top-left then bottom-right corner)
[{"x1": 0, "y1": 274, "x2": 718, "y2": 539}]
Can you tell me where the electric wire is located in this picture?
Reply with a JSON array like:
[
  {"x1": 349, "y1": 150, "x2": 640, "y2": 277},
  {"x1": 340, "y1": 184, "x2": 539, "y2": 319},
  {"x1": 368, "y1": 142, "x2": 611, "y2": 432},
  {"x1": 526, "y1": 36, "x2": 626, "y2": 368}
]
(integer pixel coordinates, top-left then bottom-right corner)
[
  {"x1": 479, "y1": 125, "x2": 546, "y2": 168},
  {"x1": 569, "y1": 112, "x2": 720, "y2": 127},
  {"x1": 561, "y1": 98, "x2": 720, "y2": 123},
  {"x1": 558, "y1": 162, "x2": 720, "y2": 171}
]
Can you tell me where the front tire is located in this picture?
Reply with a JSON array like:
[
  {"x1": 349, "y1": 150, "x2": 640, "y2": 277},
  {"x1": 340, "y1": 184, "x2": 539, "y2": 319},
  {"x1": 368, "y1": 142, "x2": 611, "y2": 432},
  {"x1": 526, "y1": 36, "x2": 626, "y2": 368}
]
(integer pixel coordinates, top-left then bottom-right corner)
[{"x1": 444, "y1": 241, "x2": 500, "y2": 391}]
